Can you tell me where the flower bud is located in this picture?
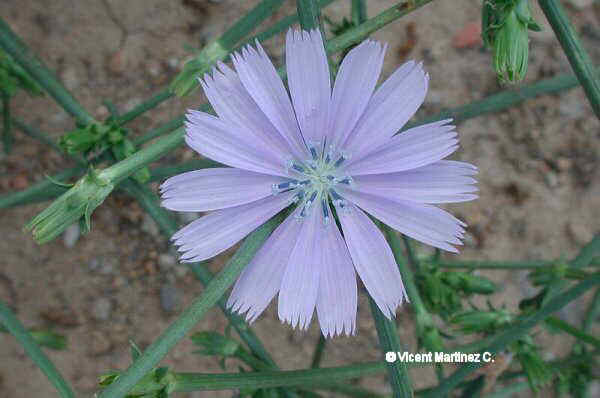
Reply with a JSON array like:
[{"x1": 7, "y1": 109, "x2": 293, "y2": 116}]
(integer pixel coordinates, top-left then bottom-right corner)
[
  {"x1": 451, "y1": 309, "x2": 513, "y2": 334},
  {"x1": 25, "y1": 168, "x2": 114, "y2": 243},
  {"x1": 483, "y1": 0, "x2": 541, "y2": 83},
  {"x1": 190, "y1": 331, "x2": 241, "y2": 357}
]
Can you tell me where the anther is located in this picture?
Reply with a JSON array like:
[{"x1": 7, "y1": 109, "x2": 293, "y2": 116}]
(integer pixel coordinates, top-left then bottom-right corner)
[
  {"x1": 333, "y1": 150, "x2": 352, "y2": 168},
  {"x1": 330, "y1": 189, "x2": 347, "y2": 208},
  {"x1": 271, "y1": 180, "x2": 298, "y2": 195},
  {"x1": 336, "y1": 176, "x2": 354, "y2": 185},
  {"x1": 321, "y1": 199, "x2": 330, "y2": 225}
]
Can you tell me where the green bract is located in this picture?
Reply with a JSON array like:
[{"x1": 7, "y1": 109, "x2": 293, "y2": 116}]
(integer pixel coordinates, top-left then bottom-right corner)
[
  {"x1": 482, "y1": 0, "x2": 541, "y2": 83},
  {"x1": 24, "y1": 168, "x2": 114, "y2": 243}
]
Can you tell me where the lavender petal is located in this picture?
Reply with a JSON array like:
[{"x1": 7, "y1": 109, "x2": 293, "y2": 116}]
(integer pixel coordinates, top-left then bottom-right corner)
[
  {"x1": 160, "y1": 168, "x2": 286, "y2": 212},
  {"x1": 172, "y1": 192, "x2": 293, "y2": 263},
  {"x1": 336, "y1": 203, "x2": 406, "y2": 319},
  {"x1": 286, "y1": 29, "x2": 331, "y2": 144}
]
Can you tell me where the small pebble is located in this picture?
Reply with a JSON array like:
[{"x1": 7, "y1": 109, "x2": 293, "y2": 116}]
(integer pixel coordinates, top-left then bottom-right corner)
[
  {"x1": 88, "y1": 331, "x2": 112, "y2": 356},
  {"x1": 570, "y1": 0, "x2": 594, "y2": 9},
  {"x1": 160, "y1": 283, "x2": 180, "y2": 313},
  {"x1": 544, "y1": 171, "x2": 558, "y2": 188},
  {"x1": 158, "y1": 253, "x2": 176, "y2": 271},
  {"x1": 452, "y1": 21, "x2": 482, "y2": 49},
  {"x1": 60, "y1": 67, "x2": 79, "y2": 91},
  {"x1": 174, "y1": 265, "x2": 189, "y2": 279},
  {"x1": 63, "y1": 224, "x2": 80, "y2": 248},
  {"x1": 567, "y1": 220, "x2": 593, "y2": 245},
  {"x1": 91, "y1": 297, "x2": 112, "y2": 321},
  {"x1": 88, "y1": 257, "x2": 101, "y2": 272},
  {"x1": 141, "y1": 213, "x2": 160, "y2": 237},
  {"x1": 108, "y1": 49, "x2": 128, "y2": 75}
]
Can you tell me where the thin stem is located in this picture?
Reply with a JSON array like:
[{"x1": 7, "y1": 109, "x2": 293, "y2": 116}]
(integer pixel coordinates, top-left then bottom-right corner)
[
  {"x1": 97, "y1": 212, "x2": 285, "y2": 398},
  {"x1": 545, "y1": 316, "x2": 600, "y2": 350},
  {"x1": 383, "y1": 228, "x2": 433, "y2": 337},
  {"x1": 404, "y1": 66, "x2": 600, "y2": 129},
  {"x1": 368, "y1": 297, "x2": 413, "y2": 398},
  {"x1": 2, "y1": 90, "x2": 12, "y2": 153},
  {"x1": 310, "y1": 334, "x2": 327, "y2": 368},
  {"x1": 116, "y1": 89, "x2": 173, "y2": 125},
  {"x1": 235, "y1": 0, "x2": 337, "y2": 52},
  {"x1": 582, "y1": 288, "x2": 600, "y2": 333},
  {"x1": 297, "y1": 0, "x2": 322, "y2": 31},
  {"x1": 325, "y1": 0, "x2": 433, "y2": 54},
  {"x1": 0, "y1": 166, "x2": 83, "y2": 208},
  {"x1": 439, "y1": 259, "x2": 554, "y2": 270},
  {"x1": 132, "y1": 116, "x2": 185, "y2": 146},
  {"x1": 148, "y1": 159, "x2": 222, "y2": 183},
  {"x1": 0, "y1": 18, "x2": 95, "y2": 124},
  {"x1": 100, "y1": 127, "x2": 185, "y2": 183},
  {"x1": 351, "y1": 0, "x2": 367, "y2": 26},
  {"x1": 316, "y1": 384, "x2": 386, "y2": 398},
  {"x1": 422, "y1": 272, "x2": 600, "y2": 397},
  {"x1": 0, "y1": 300, "x2": 75, "y2": 398},
  {"x1": 12, "y1": 117, "x2": 61, "y2": 153},
  {"x1": 12, "y1": 117, "x2": 87, "y2": 165},
  {"x1": 538, "y1": 0, "x2": 600, "y2": 119},
  {"x1": 385, "y1": 228, "x2": 444, "y2": 386},
  {"x1": 570, "y1": 234, "x2": 600, "y2": 269},
  {"x1": 171, "y1": 362, "x2": 387, "y2": 392}
]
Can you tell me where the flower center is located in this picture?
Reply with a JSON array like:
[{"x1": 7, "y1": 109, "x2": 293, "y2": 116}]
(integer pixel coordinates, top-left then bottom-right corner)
[{"x1": 272, "y1": 143, "x2": 353, "y2": 224}]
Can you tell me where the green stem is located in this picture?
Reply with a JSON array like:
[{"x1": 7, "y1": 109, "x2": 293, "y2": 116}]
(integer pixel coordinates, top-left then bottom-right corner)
[
  {"x1": 405, "y1": 66, "x2": 600, "y2": 129},
  {"x1": 235, "y1": 0, "x2": 337, "y2": 51},
  {"x1": 316, "y1": 384, "x2": 387, "y2": 398},
  {"x1": 438, "y1": 258, "x2": 600, "y2": 270},
  {"x1": 325, "y1": 0, "x2": 433, "y2": 54},
  {"x1": 369, "y1": 297, "x2": 413, "y2": 398},
  {"x1": 0, "y1": 300, "x2": 75, "y2": 398},
  {"x1": 170, "y1": 362, "x2": 387, "y2": 392},
  {"x1": 297, "y1": 0, "x2": 322, "y2": 31},
  {"x1": 12, "y1": 117, "x2": 61, "y2": 153},
  {"x1": 148, "y1": 159, "x2": 222, "y2": 183},
  {"x1": 97, "y1": 212, "x2": 285, "y2": 398},
  {"x1": 310, "y1": 334, "x2": 327, "y2": 368},
  {"x1": 351, "y1": 0, "x2": 367, "y2": 26},
  {"x1": 0, "y1": 18, "x2": 95, "y2": 124},
  {"x1": 545, "y1": 316, "x2": 600, "y2": 350},
  {"x1": 383, "y1": 228, "x2": 434, "y2": 341},
  {"x1": 1, "y1": 90, "x2": 12, "y2": 153},
  {"x1": 132, "y1": 116, "x2": 185, "y2": 146},
  {"x1": 12, "y1": 117, "x2": 87, "y2": 165},
  {"x1": 421, "y1": 272, "x2": 600, "y2": 397},
  {"x1": 116, "y1": 89, "x2": 173, "y2": 125},
  {"x1": 0, "y1": 166, "x2": 83, "y2": 208},
  {"x1": 582, "y1": 288, "x2": 600, "y2": 333},
  {"x1": 100, "y1": 127, "x2": 185, "y2": 183},
  {"x1": 385, "y1": 228, "x2": 445, "y2": 386},
  {"x1": 570, "y1": 234, "x2": 600, "y2": 269},
  {"x1": 538, "y1": 0, "x2": 600, "y2": 119}
]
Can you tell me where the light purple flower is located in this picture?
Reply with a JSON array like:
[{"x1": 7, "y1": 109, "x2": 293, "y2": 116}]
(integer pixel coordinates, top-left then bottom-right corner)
[{"x1": 160, "y1": 29, "x2": 477, "y2": 337}]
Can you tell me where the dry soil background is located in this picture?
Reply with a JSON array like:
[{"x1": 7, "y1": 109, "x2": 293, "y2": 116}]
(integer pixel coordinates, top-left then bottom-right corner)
[{"x1": 0, "y1": 1, "x2": 599, "y2": 397}]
